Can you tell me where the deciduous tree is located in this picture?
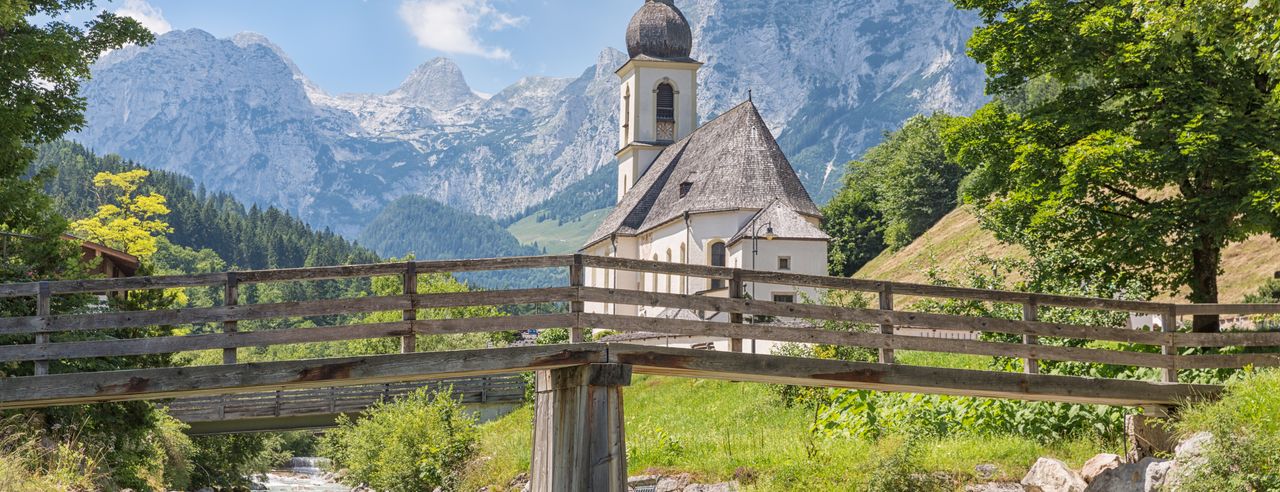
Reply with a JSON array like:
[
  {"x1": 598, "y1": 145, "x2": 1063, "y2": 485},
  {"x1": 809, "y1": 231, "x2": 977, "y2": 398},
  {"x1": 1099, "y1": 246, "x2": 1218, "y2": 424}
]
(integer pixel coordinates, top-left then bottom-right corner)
[{"x1": 947, "y1": 0, "x2": 1280, "y2": 332}]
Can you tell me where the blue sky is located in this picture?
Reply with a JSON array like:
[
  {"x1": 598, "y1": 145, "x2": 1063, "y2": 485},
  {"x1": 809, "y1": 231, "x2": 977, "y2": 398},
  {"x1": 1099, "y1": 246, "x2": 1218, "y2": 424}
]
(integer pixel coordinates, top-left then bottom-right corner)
[{"x1": 102, "y1": 0, "x2": 638, "y2": 95}]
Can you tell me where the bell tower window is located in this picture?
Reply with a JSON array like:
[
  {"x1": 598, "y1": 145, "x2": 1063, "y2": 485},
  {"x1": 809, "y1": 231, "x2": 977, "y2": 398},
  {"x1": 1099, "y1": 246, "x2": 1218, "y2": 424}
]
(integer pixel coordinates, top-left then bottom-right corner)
[
  {"x1": 623, "y1": 87, "x2": 631, "y2": 143},
  {"x1": 656, "y1": 83, "x2": 676, "y2": 142}
]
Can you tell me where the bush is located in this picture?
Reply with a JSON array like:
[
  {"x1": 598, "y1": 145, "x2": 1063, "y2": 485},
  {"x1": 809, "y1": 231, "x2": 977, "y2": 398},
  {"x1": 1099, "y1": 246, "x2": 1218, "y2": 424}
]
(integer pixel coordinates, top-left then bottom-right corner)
[
  {"x1": 188, "y1": 433, "x2": 287, "y2": 489},
  {"x1": 865, "y1": 436, "x2": 955, "y2": 492},
  {"x1": 0, "y1": 415, "x2": 102, "y2": 492},
  {"x1": 1176, "y1": 369, "x2": 1280, "y2": 490},
  {"x1": 322, "y1": 387, "x2": 478, "y2": 492}
]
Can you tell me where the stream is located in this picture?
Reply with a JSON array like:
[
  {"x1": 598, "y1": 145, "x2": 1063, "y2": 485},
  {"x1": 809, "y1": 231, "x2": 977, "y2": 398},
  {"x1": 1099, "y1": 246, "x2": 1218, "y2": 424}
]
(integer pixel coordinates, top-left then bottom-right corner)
[{"x1": 260, "y1": 457, "x2": 351, "y2": 492}]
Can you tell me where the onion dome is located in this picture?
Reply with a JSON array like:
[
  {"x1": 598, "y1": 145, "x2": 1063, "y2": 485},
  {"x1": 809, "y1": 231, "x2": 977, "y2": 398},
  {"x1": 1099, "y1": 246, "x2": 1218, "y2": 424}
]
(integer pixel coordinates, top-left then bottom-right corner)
[{"x1": 625, "y1": 0, "x2": 693, "y2": 60}]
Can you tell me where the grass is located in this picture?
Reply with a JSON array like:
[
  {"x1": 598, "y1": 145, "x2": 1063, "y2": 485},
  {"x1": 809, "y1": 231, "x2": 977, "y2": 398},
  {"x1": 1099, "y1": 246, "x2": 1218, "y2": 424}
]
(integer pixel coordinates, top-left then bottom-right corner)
[
  {"x1": 460, "y1": 375, "x2": 1107, "y2": 491},
  {"x1": 506, "y1": 208, "x2": 610, "y2": 254},
  {"x1": 856, "y1": 206, "x2": 1280, "y2": 303}
]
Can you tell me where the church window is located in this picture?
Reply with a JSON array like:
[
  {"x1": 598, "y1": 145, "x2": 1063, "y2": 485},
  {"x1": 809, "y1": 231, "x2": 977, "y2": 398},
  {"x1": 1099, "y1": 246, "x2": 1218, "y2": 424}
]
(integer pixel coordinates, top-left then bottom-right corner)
[
  {"x1": 679, "y1": 243, "x2": 687, "y2": 294},
  {"x1": 666, "y1": 249, "x2": 674, "y2": 293},
  {"x1": 778, "y1": 256, "x2": 791, "y2": 271},
  {"x1": 710, "y1": 241, "x2": 726, "y2": 289},
  {"x1": 773, "y1": 293, "x2": 796, "y2": 303},
  {"x1": 651, "y1": 254, "x2": 659, "y2": 292},
  {"x1": 623, "y1": 87, "x2": 631, "y2": 142},
  {"x1": 656, "y1": 83, "x2": 676, "y2": 142}
]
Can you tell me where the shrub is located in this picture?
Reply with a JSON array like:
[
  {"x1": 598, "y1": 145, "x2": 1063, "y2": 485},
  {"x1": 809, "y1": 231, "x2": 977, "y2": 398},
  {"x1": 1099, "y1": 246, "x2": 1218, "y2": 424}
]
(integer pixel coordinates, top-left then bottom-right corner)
[
  {"x1": 865, "y1": 436, "x2": 954, "y2": 492},
  {"x1": 188, "y1": 433, "x2": 287, "y2": 489},
  {"x1": 0, "y1": 415, "x2": 103, "y2": 492},
  {"x1": 1175, "y1": 369, "x2": 1280, "y2": 491},
  {"x1": 322, "y1": 387, "x2": 478, "y2": 492}
]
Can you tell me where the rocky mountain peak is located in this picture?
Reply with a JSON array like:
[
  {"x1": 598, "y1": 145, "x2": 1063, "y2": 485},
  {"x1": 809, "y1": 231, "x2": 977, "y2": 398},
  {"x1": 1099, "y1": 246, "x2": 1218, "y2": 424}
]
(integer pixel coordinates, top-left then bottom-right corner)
[{"x1": 388, "y1": 57, "x2": 480, "y2": 111}]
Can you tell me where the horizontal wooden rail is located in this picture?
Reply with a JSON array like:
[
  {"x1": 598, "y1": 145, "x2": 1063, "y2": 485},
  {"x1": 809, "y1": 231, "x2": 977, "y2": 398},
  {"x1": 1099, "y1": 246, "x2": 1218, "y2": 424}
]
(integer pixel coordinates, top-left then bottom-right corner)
[
  {"x1": 0, "y1": 287, "x2": 577, "y2": 335},
  {"x1": 0, "y1": 255, "x2": 574, "y2": 298},
  {"x1": 0, "y1": 314, "x2": 576, "y2": 362}
]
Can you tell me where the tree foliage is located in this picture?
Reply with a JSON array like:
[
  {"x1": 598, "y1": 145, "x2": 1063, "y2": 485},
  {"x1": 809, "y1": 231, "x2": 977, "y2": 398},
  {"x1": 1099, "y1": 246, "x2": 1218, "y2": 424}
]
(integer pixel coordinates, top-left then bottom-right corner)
[
  {"x1": 946, "y1": 0, "x2": 1280, "y2": 331},
  {"x1": 1, "y1": 0, "x2": 152, "y2": 277},
  {"x1": 70, "y1": 170, "x2": 171, "y2": 259},
  {"x1": 822, "y1": 113, "x2": 967, "y2": 276},
  {"x1": 322, "y1": 387, "x2": 478, "y2": 492}
]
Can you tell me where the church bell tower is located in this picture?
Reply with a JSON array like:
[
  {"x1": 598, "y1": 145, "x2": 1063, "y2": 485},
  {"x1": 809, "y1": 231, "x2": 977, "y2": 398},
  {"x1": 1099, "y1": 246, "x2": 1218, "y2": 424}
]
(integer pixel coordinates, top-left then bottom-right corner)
[{"x1": 615, "y1": 0, "x2": 702, "y2": 203}]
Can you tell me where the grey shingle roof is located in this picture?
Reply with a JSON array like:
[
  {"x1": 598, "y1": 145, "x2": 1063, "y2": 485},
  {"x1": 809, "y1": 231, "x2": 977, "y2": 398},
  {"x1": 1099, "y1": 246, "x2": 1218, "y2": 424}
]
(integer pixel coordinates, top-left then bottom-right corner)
[
  {"x1": 727, "y1": 200, "x2": 830, "y2": 246},
  {"x1": 585, "y1": 100, "x2": 822, "y2": 248},
  {"x1": 626, "y1": 0, "x2": 693, "y2": 61}
]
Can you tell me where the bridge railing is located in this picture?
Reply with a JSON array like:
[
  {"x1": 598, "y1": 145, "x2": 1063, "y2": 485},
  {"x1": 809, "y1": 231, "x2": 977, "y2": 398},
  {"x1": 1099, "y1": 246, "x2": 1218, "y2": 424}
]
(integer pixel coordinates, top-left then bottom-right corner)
[{"x1": 1, "y1": 254, "x2": 1278, "y2": 388}]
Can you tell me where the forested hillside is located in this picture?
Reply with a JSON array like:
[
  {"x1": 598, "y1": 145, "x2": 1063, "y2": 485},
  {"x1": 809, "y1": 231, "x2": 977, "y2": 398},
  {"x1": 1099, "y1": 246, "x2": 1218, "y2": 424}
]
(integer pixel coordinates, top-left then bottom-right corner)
[{"x1": 36, "y1": 141, "x2": 379, "y2": 270}]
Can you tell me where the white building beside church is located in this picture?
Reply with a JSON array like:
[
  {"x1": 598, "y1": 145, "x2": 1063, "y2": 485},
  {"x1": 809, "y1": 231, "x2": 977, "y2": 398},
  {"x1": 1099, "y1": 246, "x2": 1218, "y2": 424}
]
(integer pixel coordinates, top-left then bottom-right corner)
[{"x1": 580, "y1": 0, "x2": 830, "y2": 352}]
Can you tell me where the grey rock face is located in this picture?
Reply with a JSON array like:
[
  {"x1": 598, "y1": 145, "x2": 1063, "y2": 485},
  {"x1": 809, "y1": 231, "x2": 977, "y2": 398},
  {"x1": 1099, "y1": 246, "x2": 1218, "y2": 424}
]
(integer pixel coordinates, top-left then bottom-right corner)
[
  {"x1": 76, "y1": 0, "x2": 987, "y2": 235},
  {"x1": 1081, "y1": 453, "x2": 1123, "y2": 483}
]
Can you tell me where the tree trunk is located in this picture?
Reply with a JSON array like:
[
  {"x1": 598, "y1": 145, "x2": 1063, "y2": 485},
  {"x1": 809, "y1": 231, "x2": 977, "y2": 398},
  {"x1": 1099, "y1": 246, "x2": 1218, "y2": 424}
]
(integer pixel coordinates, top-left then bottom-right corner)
[{"x1": 1187, "y1": 240, "x2": 1222, "y2": 333}]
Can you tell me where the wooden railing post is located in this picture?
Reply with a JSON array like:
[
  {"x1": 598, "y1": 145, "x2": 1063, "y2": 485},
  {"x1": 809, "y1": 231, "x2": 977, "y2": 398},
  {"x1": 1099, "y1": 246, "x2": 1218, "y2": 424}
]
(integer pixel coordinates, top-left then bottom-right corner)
[
  {"x1": 223, "y1": 273, "x2": 238, "y2": 365},
  {"x1": 402, "y1": 261, "x2": 417, "y2": 353},
  {"x1": 729, "y1": 270, "x2": 744, "y2": 353},
  {"x1": 1023, "y1": 297, "x2": 1039, "y2": 374},
  {"x1": 33, "y1": 282, "x2": 50, "y2": 376},
  {"x1": 1162, "y1": 305, "x2": 1178, "y2": 383},
  {"x1": 878, "y1": 284, "x2": 895, "y2": 364},
  {"x1": 569, "y1": 255, "x2": 585, "y2": 343}
]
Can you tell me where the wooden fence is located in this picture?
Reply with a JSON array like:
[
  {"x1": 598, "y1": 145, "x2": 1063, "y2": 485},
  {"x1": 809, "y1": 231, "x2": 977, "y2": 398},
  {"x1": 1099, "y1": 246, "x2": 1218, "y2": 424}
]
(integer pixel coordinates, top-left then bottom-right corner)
[{"x1": 1, "y1": 254, "x2": 1279, "y2": 406}]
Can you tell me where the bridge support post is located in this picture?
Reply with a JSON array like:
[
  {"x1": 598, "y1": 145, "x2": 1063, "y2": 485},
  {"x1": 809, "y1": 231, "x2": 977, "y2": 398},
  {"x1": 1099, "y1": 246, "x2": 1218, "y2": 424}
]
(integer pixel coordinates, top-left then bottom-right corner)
[{"x1": 531, "y1": 363, "x2": 631, "y2": 492}]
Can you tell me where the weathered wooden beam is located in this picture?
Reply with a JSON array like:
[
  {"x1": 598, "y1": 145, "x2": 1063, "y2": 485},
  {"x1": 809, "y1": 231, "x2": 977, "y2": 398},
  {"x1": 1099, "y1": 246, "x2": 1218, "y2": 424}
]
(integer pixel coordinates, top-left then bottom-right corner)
[
  {"x1": 579, "y1": 314, "x2": 1174, "y2": 369},
  {"x1": 0, "y1": 344, "x2": 606, "y2": 410},
  {"x1": 577, "y1": 287, "x2": 1174, "y2": 346},
  {"x1": 1163, "y1": 306, "x2": 1179, "y2": 383},
  {"x1": 0, "y1": 288, "x2": 578, "y2": 336},
  {"x1": 34, "y1": 282, "x2": 50, "y2": 376},
  {"x1": 1023, "y1": 298, "x2": 1039, "y2": 375},
  {"x1": 402, "y1": 262, "x2": 417, "y2": 353},
  {"x1": 729, "y1": 270, "x2": 744, "y2": 353},
  {"x1": 605, "y1": 344, "x2": 1220, "y2": 406},
  {"x1": 878, "y1": 284, "x2": 894, "y2": 364},
  {"x1": 569, "y1": 255, "x2": 585, "y2": 343},
  {"x1": 0, "y1": 315, "x2": 576, "y2": 362},
  {"x1": 531, "y1": 363, "x2": 630, "y2": 492},
  {"x1": 223, "y1": 273, "x2": 239, "y2": 365}
]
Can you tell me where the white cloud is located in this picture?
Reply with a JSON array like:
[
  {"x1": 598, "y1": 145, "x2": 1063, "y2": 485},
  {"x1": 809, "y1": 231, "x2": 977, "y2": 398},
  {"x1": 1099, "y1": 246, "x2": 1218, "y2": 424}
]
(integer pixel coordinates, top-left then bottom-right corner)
[
  {"x1": 115, "y1": 0, "x2": 172, "y2": 35},
  {"x1": 398, "y1": 0, "x2": 525, "y2": 60}
]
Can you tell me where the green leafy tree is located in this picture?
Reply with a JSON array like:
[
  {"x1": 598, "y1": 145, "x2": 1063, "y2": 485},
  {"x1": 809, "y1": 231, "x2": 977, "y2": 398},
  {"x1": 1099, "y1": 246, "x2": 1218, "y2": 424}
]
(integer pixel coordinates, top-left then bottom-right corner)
[
  {"x1": 946, "y1": 0, "x2": 1280, "y2": 332},
  {"x1": 1, "y1": 0, "x2": 152, "y2": 277},
  {"x1": 70, "y1": 170, "x2": 172, "y2": 259},
  {"x1": 822, "y1": 113, "x2": 967, "y2": 276}
]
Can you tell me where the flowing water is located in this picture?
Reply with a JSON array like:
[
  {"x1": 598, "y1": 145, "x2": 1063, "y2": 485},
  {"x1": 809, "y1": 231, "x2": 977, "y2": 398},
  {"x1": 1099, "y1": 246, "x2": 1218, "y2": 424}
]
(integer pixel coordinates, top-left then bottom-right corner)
[{"x1": 261, "y1": 457, "x2": 351, "y2": 492}]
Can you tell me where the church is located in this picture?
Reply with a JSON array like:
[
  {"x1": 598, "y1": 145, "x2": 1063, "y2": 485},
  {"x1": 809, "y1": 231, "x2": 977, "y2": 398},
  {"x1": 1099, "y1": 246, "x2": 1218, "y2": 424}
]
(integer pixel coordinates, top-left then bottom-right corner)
[{"x1": 581, "y1": 0, "x2": 830, "y2": 351}]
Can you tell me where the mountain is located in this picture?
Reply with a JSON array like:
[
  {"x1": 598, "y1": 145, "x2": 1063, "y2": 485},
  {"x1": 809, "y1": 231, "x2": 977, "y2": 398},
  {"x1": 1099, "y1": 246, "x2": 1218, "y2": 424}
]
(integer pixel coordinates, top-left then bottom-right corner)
[
  {"x1": 72, "y1": 0, "x2": 988, "y2": 241},
  {"x1": 357, "y1": 195, "x2": 540, "y2": 261},
  {"x1": 36, "y1": 141, "x2": 380, "y2": 271}
]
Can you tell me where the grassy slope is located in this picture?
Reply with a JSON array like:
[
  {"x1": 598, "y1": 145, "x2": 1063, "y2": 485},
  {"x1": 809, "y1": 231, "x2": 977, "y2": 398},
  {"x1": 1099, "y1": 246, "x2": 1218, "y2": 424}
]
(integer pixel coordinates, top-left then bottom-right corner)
[
  {"x1": 506, "y1": 208, "x2": 610, "y2": 254},
  {"x1": 460, "y1": 375, "x2": 1104, "y2": 491},
  {"x1": 856, "y1": 206, "x2": 1280, "y2": 303}
]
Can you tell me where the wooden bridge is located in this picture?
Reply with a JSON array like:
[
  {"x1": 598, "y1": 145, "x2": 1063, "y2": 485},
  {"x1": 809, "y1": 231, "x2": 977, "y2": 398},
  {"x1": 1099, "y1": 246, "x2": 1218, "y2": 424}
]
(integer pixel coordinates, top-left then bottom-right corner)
[
  {"x1": 166, "y1": 376, "x2": 526, "y2": 435},
  {"x1": 1, "y1": 254, "x2": 1278, "y2": 490}
]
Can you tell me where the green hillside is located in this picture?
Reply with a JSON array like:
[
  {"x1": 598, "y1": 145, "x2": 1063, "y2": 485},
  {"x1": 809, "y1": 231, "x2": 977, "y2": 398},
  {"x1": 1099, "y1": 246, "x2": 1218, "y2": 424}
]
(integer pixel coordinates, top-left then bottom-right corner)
[
  {"x1": 507, "y1": 208, "x2": 609, "y2": 254},
  {"x1": 856, "y1": 206, "x2": 1280, "y2": 303}
]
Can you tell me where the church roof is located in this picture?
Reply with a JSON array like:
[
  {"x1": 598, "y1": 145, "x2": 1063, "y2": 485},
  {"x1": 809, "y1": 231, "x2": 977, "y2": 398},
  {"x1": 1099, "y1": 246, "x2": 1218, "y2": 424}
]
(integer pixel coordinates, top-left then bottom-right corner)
[
  {"x1": 585, "y1": 100, "x2": 822, "y2": 248},
  {"x1": 727, "y1": 200, "x2": 830, "y2": 246},
  {"x1": 626, "y1": 0, "x2": 694, "y2": 61}
]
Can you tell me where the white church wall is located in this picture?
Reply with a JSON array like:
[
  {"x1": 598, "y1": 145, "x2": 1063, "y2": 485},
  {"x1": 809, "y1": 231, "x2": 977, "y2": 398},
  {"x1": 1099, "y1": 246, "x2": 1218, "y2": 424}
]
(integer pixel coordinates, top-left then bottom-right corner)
[{"x1": 729, "y1": 238, "x2": 828, "y2": 304}]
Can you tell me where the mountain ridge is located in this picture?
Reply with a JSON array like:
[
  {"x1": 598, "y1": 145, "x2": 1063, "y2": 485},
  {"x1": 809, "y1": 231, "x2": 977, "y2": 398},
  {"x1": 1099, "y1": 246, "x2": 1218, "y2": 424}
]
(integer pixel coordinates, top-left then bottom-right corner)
[{"x1": 73, "y1": 0, "x2": 989, "y2": 241}]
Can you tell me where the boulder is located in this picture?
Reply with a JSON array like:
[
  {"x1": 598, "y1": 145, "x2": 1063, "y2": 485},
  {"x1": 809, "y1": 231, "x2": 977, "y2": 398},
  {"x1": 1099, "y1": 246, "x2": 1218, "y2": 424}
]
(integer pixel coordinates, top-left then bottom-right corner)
[
  {"x1": 1163, "y1": 432, "x2": 1212, "y2": 491},
  {"x1": 965, "y1": 483, "x2": 1025, "y2": 492},
  {"x1": 1022, "y1": 457, "x2": 1087, "y2": 492},
  {"x1": 1081, "y1": 454, "x2": 1122, "y2": 483},
  {"x1": 975, "y1": 463, "x2": 1001, "y2": 480},
  {"x1": 1144, "y1": 460, "x2": 1172, "y2": 492},
  {"x1": 1084, "y1": 457, "x2": 1168, "y2": 492}
]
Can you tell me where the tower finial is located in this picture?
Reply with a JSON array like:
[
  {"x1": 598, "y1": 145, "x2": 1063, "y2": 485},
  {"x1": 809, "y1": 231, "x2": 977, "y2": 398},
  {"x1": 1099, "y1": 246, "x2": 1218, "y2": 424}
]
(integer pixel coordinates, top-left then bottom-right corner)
[{"x1": 748, "y1": 89, "x2": 753, "y2": 102}]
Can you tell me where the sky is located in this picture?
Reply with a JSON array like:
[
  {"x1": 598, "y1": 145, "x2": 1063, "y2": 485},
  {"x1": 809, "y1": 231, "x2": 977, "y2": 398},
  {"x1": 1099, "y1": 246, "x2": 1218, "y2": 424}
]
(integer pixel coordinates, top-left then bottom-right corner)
[{"x1": 101, "y1": 0, "x2": 639, "y2": 95}]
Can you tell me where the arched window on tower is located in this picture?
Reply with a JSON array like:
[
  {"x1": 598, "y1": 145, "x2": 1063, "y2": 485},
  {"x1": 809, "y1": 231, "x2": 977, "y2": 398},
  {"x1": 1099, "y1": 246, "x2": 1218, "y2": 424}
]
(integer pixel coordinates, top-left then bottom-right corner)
[
  {"x1": 710, "y1": 241, "x2": 726, "y2": 290},
  {"x1": 656, "y1": 83, "x2": 676, "y2": 142}
]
